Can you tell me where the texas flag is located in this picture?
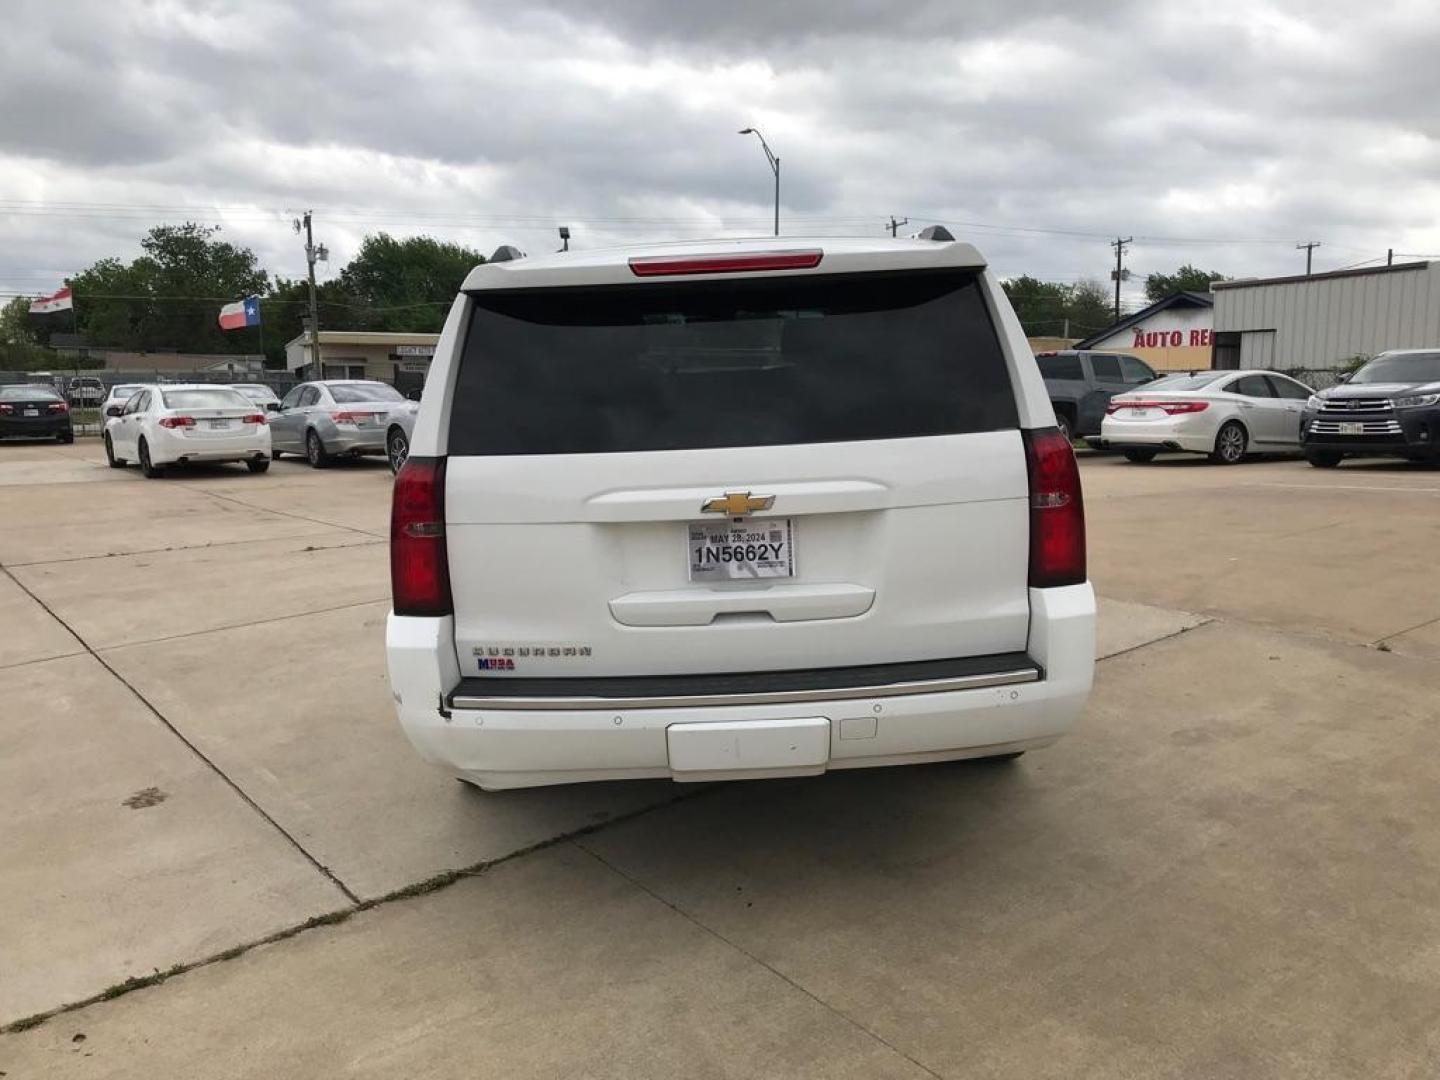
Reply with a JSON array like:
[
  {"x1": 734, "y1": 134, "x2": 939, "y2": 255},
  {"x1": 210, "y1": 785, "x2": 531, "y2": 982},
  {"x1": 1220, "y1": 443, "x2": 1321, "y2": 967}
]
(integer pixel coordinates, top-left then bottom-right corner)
[{"x1": 218, "y1": 296, "x2": 261, "y2": 331}]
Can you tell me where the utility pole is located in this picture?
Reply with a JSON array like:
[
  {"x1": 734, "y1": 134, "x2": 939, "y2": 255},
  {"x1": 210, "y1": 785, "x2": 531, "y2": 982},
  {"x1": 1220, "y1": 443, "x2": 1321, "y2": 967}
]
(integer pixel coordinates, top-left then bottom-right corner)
[
  {"x1": 1296, "y1": 241, "x2": 1320, "y2": 276},
  {"x1": 1387, "y1": 247, "x2": 1394, "y2": 267},
  {"x1": 888, "y1": 216, "x2": 909, "y2": 237},
  {"x1": 738, "y1": 128, "x2": 780, "y2": 236},
  {"x1": 294, "y1": 212, "x2": 327, "y2": 379},
  {"x1": 1110, "y1": 236, "x2": 1132, "y2": 321}
]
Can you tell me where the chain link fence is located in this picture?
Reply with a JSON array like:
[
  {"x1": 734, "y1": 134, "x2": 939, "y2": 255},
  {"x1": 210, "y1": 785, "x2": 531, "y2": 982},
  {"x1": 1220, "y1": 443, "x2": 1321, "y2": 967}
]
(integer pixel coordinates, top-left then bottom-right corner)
[{"x1": 1, "y1": 368, "x2": 302, "y2": 436}]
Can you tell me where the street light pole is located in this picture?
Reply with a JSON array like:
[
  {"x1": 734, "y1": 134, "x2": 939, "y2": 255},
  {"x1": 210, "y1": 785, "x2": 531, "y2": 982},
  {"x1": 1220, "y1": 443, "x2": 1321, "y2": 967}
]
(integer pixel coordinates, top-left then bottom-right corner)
[{"x1": 738, "y1": 127, "x2": 780, "y2": 236}]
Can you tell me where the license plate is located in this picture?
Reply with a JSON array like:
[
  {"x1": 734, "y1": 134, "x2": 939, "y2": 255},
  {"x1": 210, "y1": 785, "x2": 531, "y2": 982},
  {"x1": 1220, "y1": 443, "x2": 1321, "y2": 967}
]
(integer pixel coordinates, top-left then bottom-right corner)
[
  {"x1": 1124, "y1": 408, "x2": 1157, "y2": 419},
  {"x1": 23, "y1": 408, "x2": 38, "y2": 417},
  {"x1": 688, "y1": 519, "x2": 795, "y2": 581},
  {"x1": 1338, "y1": 422, "x2": 1364, "y2": 435},
  {"x1": 207, "y1": 419, "x2": 231, "y2": 429}
]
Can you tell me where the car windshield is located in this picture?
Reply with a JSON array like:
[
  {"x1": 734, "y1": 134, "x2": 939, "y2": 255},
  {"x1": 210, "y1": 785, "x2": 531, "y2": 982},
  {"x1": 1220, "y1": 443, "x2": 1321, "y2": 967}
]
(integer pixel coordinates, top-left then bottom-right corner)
[
  {"x1": 235, "y1": 386, "x2": 276, "y2": 400},
  {"x1": 1142, "y1": 373, "x2": 1226, "y2": 391},
  {"x1": 1350, "y1": 352, "x2": 1440, "y2": 385},
  {"x1": 161, "y1": 389, "x2": 252, "y2": 410},
  {"x1": 330, "y1": 383, "x2": 404, "y2": 403},
  {"x1": 450, "y1": 269, "x2": 1018, "y2": 455},
  {"x1": 0, "y1": 385, "x2": 61, "y2": 400}
]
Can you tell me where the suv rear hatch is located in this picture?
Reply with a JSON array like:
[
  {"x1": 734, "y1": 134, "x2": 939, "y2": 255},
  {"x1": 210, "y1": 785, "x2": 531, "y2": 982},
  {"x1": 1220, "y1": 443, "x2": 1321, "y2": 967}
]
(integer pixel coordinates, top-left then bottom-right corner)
[{"x1": 443, "y1": 264, "x2": 1031, "y2": 679}]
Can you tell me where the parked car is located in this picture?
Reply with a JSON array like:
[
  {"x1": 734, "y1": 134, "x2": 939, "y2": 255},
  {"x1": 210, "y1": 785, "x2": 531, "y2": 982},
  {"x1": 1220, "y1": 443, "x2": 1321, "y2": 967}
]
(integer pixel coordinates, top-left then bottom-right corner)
[
  {"x1": 103, "y1": 384, "x2": 271, "y2": 477},
  {"x1": 384, "y1": 401, "x2": 420, "y2": 473},
  {"x1": 0, "y1": 384, "x2": 73, "y2": 442},
  {"x1": 231, "y1": 383, "x2": 283, "y2": 413},
  {"x1": 1300, "y1": 349, "x2": 1440, "y2": 467},
  {"x1": 269, "y1": 380, "x2": 407, "y2": 467},
  {"x1": 1037, "y1": 350, "x2": 1159, "y2": 441},
  {"x1": 386, "y1": 234, "x2": 1096, "y2": 792},
  {"x1": 1088, "y1": 369, "x2": 1314, "y2": 463},
  {"x1": 68, "y1": 376, "x2": 104, "y2": 406},
  {"x1": 100, "y1": 383, "x2": 145, "y2": 418}
]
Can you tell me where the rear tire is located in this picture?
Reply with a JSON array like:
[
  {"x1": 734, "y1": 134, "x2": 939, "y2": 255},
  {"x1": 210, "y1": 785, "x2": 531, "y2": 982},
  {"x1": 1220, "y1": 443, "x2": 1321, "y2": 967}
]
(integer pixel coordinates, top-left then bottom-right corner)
[
  {"x1": 138, "y1": 438, "x2": 163, "y2": 478},
  {"x1": 246, "y1": 457, "x2": 270, "y2": 474},
  {"x1": 271, "y1": 448, "x2": 284, "y2": 461},
  {"x1": 1306, "y1": 451, "x2": 1343, "y2": 469},
  {"x1": 104, "y1": 433, "x2": 125, "y2": 468},
  {"x1": 1123, "y1": 448, "x2": 1158, "y2": 463},
  {"x1": 1210, "y1": 421, "x2": 1247, "y2": 464},
  {"x1": 305, "y1": 429, "x2": 330, "y2": 468},
  {"x1": 58, "y1": 431, "x2": 73, "y2": 444},
  {"x1": 387, "y1": 427, "x2": 409, "y2": 474}
]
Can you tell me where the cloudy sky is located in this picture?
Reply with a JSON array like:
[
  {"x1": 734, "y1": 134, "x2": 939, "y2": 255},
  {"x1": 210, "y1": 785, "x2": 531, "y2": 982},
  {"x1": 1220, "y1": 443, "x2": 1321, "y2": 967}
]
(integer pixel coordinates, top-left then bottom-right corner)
[{"x1": 4, "y1": 0, "x2": 1438, "y2": 321}]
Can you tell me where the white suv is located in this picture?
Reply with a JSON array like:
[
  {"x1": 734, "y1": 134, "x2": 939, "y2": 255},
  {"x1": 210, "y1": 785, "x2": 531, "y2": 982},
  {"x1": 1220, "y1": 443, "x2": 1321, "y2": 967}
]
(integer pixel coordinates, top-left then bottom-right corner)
[{"x1": 386, "y1": 235, "x2": 1095, "y2": 791}]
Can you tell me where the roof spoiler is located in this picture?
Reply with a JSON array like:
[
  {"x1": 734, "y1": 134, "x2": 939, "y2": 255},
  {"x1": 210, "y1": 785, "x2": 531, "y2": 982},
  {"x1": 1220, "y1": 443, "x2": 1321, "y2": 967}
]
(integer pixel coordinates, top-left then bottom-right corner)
[{"x1": 489, "y1": 245, "x2": 526, "y2": 263}]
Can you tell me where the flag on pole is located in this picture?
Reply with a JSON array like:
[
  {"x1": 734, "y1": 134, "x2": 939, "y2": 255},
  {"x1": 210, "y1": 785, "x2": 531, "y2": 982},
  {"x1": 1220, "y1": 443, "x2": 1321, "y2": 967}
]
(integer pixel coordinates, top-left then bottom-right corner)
[
  {"x1": 29, "y1": 286, "x2": 73, "y2": 315},
  {"x1": 218, "y1": 296, "x2": 261, "y2": 331}
]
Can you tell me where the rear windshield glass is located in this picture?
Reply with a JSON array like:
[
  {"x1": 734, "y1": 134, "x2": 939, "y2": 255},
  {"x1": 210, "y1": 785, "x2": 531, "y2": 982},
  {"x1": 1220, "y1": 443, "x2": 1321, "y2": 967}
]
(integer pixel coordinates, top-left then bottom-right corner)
[
  {"x1": 1146, "y1": 373, "x2": 1225, "y2": 390},
  {"x1": 0, "y1": 385, "x2": 61, "y2": 400},
  {"x1": 235, "y1": 385, "x2": 276, "y2": 399},
  {"x1": 161, "y1": 389, "x2": 250, "y2": 410},
  {"x1": 109, "y1": 385, "x2": 142, "y2": 398},
  {"x1": 449, "y1": 270, "x2": 1016, "y2": 455},
  {"x1": 1351, "y1": 352, "x2": 1440, "y2": 384},
  {"x1": 330, "y1": 383, "x2": 404, "y2": 403}
]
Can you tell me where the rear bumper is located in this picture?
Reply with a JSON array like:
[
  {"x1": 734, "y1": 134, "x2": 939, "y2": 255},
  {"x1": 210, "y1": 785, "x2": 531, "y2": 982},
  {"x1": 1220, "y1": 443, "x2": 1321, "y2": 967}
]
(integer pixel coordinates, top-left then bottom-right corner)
[
  {"x1": 0, "y1": 416, "x2": 72, "y2": 437},
  {"x1": 326, "y1": 427, "x2": 387, "y2": 455},
  {"x1": 150, "y1": 427, "x2": 271, "y2": 464},
  {"x1": 1090, "y1": 417, "x2": 1214, "y2": 454},
  {"x1": 387, "y1": 584, "x2": 1096, "y2": 790}
]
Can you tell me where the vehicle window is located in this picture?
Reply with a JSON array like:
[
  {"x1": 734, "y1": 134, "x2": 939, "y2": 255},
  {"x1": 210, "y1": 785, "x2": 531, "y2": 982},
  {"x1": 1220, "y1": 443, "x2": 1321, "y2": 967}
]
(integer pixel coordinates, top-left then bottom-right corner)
[
  {"x1": 330, "y1": 382, "x2": 405, "y2": 403},
  {"x1": 109, "y1": 385, "x2": 142, "y2": 399},
  {"x1": 1119, "y1": 356, "x2": 1156, "y2": 384},
  {"x1": 298, "y1": 386, "x2": 320, "y2": 408},
  {"x1": 1229, "y1": 375, "x2": 1275, "y2": 397},
  {"x1": 1351, "y1": 351, "x2": 1440, "y2": 384},
  {"x1": 1089, "y1": 355, "x2": 1122, "y2": 381},
  {"x1": 1265, "y1": 375, "x2": 1312, "y2": 400},
  {"x1": 161, "y1": 389, "x2": 251, "y2": 410},
  {"x1": 0, "y1": 385, "x2": 62, "y2": 401},
  {"x1": 451, "y1": 270, "x2": 1018, "y2": 456},
  {"x1": 1036, "y1": 354, "x2": 1083, "y2": 380},
  {"x1": 1146, "y1": 373, "x2": 1224, "y2": 391},
  {"x1": 280, "y1": 386, "x2": 304, "y2": 409},
  {"x1": 123, "y1": 391, "x2": 148, "y2": 415}
]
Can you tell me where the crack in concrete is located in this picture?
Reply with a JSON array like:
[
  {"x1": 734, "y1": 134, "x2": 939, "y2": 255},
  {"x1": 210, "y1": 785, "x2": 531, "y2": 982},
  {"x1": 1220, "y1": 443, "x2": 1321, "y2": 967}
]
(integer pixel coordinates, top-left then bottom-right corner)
[{"x1": 1, "y1": 527, "x2": 345, "y2": 568}]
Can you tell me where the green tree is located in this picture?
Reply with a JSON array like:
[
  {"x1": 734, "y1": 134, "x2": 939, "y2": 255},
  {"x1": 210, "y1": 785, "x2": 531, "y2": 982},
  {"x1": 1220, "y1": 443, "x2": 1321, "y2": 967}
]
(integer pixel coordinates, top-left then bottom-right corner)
[
  {"x1": 1066, "y1": 279, "x2": 1114, "y2": 336},
  {"x1": 1001, "y1": 276, "x2": 1073, "y2": 336},
  {"x1": 336, "y1": 234, "x2": 485, "y2": 333},
  {"x1": 1144, "y1": 264, "x2": 1226, "y2": 303},
  {"x1": 0, "y1": 296, "x2": 36, "y2": 345},
  {"x1": 70, "y1": 223, "x2": 269, "y2": 355}
]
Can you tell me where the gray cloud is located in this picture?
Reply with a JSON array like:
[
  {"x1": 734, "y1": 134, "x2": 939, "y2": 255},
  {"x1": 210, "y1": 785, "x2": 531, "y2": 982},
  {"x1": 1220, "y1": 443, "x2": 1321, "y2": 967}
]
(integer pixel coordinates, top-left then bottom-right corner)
[{"x1": 1, "y1": 0, "x2": 1438, "y2": 311}]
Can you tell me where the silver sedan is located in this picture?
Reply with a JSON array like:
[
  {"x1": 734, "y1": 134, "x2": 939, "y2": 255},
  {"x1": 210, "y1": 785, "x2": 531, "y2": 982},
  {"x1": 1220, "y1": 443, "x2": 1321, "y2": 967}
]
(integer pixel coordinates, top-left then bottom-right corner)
[{"x1": 270, "y1": 380, "x2": 410, "y2": 467}]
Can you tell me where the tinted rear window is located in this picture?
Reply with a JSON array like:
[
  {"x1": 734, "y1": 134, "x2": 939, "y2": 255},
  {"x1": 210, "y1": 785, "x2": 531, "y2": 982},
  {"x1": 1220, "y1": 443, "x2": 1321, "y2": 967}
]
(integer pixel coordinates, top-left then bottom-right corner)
[
  {"x1": 161, "y1": 389, "x2": 250, "y2": 410},
  {"x1": 0, "y1": 385, "x2": 62, "y2": 401},
  {"x1": 449, "y1": 270, "x2": 1016, "y2": 455},
  {"x1": 1036, "y1": 354, "x2": 1083, "y2": 380}
]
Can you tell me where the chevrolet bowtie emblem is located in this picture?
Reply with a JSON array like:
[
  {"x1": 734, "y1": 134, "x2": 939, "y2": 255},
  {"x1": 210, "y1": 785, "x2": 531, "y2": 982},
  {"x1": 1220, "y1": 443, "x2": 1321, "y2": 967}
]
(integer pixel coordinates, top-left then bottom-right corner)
[{"x1": 702, "y1": 491, "x2": 775, "y2": 517}]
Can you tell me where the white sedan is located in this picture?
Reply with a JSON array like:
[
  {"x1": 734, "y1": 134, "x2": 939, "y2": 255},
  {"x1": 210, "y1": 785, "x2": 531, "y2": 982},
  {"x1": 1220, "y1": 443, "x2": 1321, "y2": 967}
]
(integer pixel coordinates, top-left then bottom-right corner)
[
  {"x1": 1087, "y1": 370, "x2": 1315, "y2": 464},
  {"x1": 104, "y1": 384, "x2": 272, "y2": 478}
]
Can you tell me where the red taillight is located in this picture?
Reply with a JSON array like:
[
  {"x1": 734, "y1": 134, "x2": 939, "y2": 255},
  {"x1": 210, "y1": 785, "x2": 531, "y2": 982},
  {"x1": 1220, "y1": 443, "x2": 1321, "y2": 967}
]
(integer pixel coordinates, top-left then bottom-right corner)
[
  {"x1": 1023, "y1": 427, "x2": 1086, "y2": 588},
  {"x1": 242, "y1": 413, "x2": 266, "y2": 425},
  {"x1": 1105, "y1": 399, "x2": 1210, "y2": 416},
  {"x1": 628, "y1": 250, "x2": 824, "y2": 277},
  {"x1": 158, "y1": 416, "x2": 196, "y2": 429},
  {"x1": 0, "y1": 404, "x2": 11, "y2": 415},
  {"x1": 48, "y1": 401, "x2": 68, "y2": 413},
  {"x1": 391, "y1": 456, "x2": 452, "y2": 617},
  {"x1": 332, "y1": 411, "x2": 373, "y2": 425}
]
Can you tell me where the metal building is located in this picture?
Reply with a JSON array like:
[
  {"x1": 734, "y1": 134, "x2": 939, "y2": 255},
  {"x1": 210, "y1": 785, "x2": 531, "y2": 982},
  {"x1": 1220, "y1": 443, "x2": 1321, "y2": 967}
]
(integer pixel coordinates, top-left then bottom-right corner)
[{"x1": 1210, "y1": 260, "x2": 1440, "y2": 372}]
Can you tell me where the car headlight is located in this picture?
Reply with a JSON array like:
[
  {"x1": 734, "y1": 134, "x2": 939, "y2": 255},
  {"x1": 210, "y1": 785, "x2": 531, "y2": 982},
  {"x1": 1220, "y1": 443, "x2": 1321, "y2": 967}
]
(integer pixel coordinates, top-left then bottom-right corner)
[
  {"x1": 1306, "y1": 395, "x2": 1324, "y2": 409},
  {"x1": 1391, "y1": 393, "x2": 1440, "y2": 408}
]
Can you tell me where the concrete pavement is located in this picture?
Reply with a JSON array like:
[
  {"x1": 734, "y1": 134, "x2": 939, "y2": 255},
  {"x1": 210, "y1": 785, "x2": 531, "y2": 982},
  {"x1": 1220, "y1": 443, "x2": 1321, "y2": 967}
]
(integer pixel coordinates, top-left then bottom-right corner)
[{"x1": 2, "y1": 442, "x2": 1438, "y2": 1077}]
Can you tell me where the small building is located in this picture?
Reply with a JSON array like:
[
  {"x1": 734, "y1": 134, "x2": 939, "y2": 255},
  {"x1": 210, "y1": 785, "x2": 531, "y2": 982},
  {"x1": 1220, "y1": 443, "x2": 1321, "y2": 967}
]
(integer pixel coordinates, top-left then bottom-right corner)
[
  {"x1": 1072, "y1": 292, "x2": 1215, "y2": 372},
  {"x1": 99, "y1": 351, "x2": 266, "y2": 374},
  {"x1": 1210, "y1": 261, "x2": 1440, "y2": 372},
  {"x1": 284, "y1": 330, "x2": 441, "y2": 396}
]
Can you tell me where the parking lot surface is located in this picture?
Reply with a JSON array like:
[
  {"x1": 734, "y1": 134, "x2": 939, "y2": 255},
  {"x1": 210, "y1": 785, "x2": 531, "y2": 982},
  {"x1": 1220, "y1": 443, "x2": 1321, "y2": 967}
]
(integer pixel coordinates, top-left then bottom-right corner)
[{"x1": 2, "y1": 442, "x2": 1439, "y2": 1077}]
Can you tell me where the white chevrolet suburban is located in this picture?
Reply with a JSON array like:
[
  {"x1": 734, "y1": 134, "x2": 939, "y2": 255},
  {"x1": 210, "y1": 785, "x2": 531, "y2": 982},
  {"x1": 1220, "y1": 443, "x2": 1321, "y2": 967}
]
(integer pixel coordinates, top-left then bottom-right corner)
[{"x1": 386, "y1": 233, "x2": 1095, "y2": 791}]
